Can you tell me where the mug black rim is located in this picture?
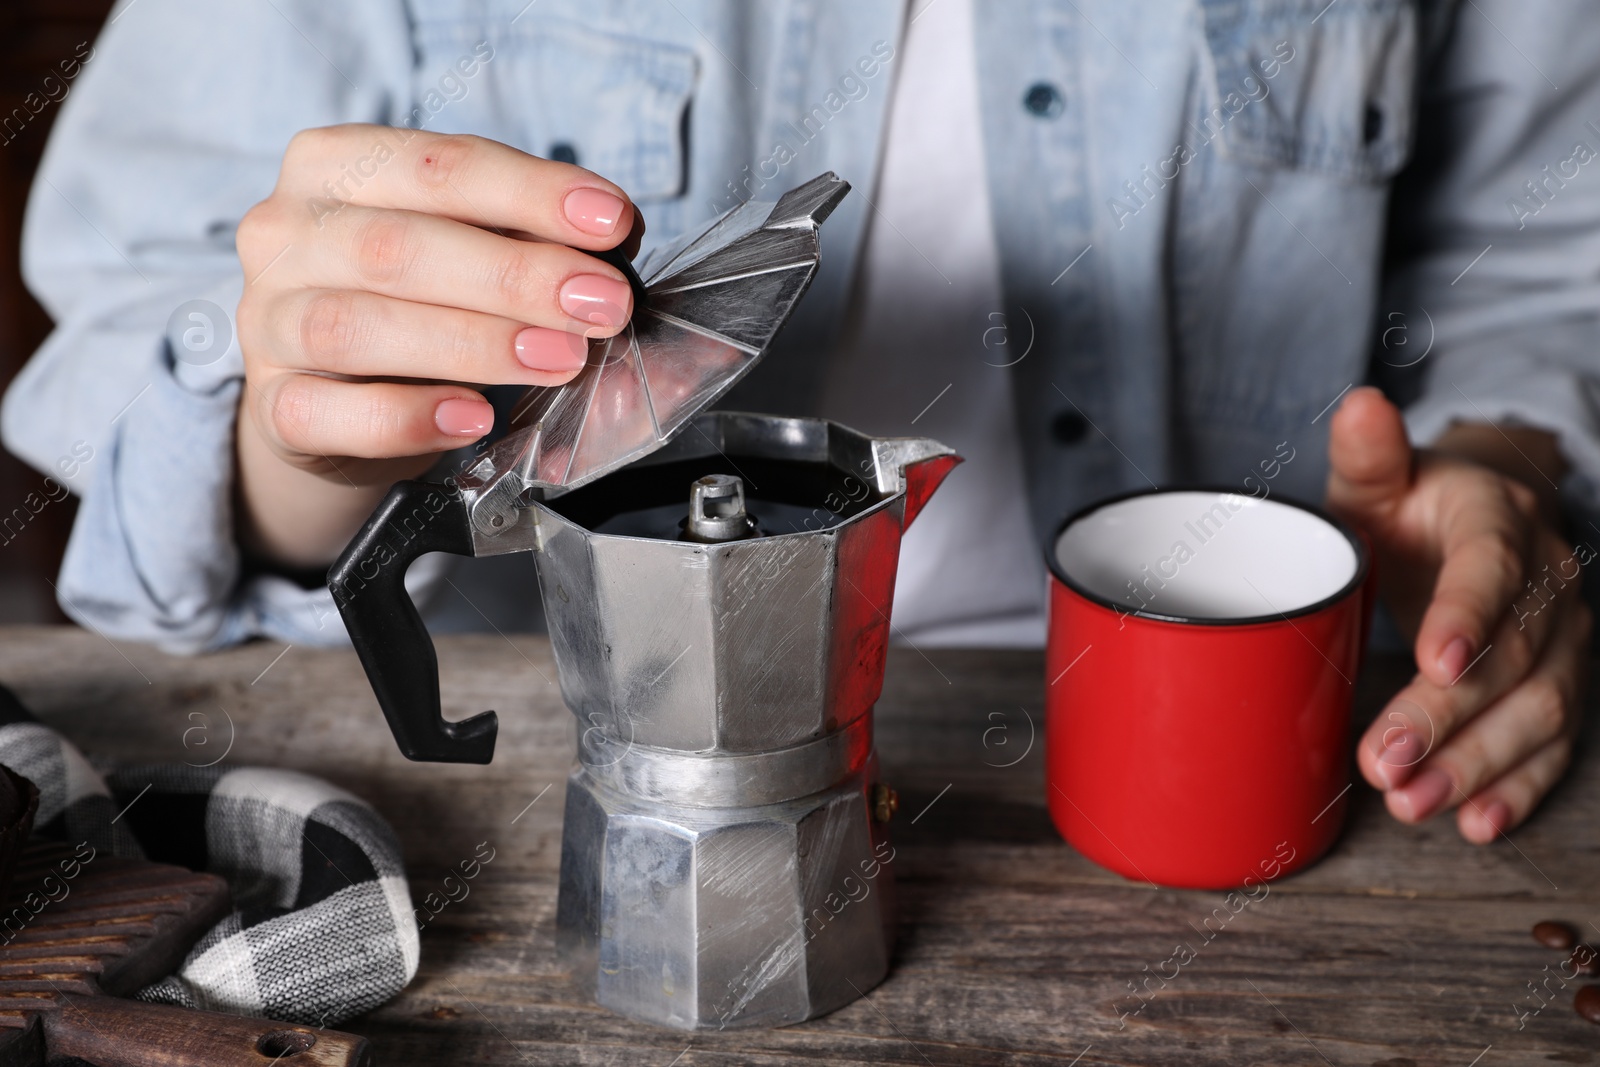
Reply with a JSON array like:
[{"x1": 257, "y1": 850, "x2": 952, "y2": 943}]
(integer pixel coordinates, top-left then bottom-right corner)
[{"x1": 1046, "y1": 485, "x2": 1371, "y2": 627}]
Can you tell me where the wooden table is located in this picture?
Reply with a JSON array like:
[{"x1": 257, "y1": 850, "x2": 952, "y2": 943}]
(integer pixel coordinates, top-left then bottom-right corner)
[{"x1": 0, "y1": 625, "x2": 1594, "y2": 1064}]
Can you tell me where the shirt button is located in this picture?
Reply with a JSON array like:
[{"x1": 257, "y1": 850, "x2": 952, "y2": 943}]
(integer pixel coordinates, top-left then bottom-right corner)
[
  {"x1": 1362, "y1": 104, "x2": 1384, "y2": 144},
  {"x1": 1024, "y1": 82, "x2": 1064, "y2": 118},
  {"x1": 549, "y1": 142, "x2": 579, "y2": 165},
  {"x1": 1051, "y1": 410, "x2": 1089, "y2": 444}
]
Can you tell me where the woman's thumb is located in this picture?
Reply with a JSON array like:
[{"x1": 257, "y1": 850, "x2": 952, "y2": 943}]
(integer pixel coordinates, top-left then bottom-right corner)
[{"x1": 1325, "y1": 386, "x2": 1413, "y2": 523}]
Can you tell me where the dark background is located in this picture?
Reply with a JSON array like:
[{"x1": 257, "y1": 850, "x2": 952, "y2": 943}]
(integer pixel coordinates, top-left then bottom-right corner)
[{"x1": 0, "y1": 2, "x2": 115, "y2": 624}]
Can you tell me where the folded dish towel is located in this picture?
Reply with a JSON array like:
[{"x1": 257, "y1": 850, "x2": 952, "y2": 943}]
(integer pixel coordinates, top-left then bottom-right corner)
[{"x1": 0, "y1": 684, "x2": 418, "y2": 1027}]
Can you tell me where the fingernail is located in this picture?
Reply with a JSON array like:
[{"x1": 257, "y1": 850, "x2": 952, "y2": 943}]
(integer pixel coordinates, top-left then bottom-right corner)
[
  {"x1": 563, "y1": 188, "x2": 626, "y2": 237},
  {"x1": 1438, "y1": 636, "x2": 1472, "y2": 682},
  {"x1": 1391, "y1": 767, "x2": 1453, "y2": 822},
  {"x1": 559, "y1": 274, "x2": 631, "y2": 330},
  {"x1": 435, "y1": 398, "x2": 494, "y2": 438},
  {"x1": 1479, "y1": 799, "x2": 1512, "y2": 841},
  {"x1": 514, "y1": 327, "x2": 589, "y2": 373},
  {"x1": 1374, "y1": 728, "x2": 1422, "y2": 789}
]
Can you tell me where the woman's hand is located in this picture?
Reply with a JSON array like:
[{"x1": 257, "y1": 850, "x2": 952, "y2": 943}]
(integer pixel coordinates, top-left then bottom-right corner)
[
  {"x1": 1326, "y1": 387, "x2": 1589, "y2": 843},
  {"x1": 233, "y1": 125, "x2": 640, "y2": 568}
]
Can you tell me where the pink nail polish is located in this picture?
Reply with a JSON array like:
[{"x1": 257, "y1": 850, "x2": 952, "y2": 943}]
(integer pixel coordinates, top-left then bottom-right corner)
[
  {"x1": 1393, "y1": 767, "x2": 1453, "y2": 822},
  {"x1": 1480, "y1": 799, "x2": 1511, "y2": 840},
  {"x1": 514, "y1": 327, "x2": 589, "y2": 372},
  {"x1": 563, "y1": 188, "x2": 626, "y2": 237},
  {"x1": 1438, "y1": 636, "x2": 1472, "y2": 682},
  {"x1": 559, "y1": 274, "x2": 631, "y2": 331},
  {"x1": 435, "y1": 398, "x2": 493, "y2": 438},
  {"x1": 1374, "y1": 728, "x2": 1422, "y2": 788}
]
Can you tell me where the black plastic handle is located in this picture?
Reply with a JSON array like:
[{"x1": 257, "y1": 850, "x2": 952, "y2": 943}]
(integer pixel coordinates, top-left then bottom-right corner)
[{"x1": 328, "y1": 480, "x2": 498, "y2": 763}]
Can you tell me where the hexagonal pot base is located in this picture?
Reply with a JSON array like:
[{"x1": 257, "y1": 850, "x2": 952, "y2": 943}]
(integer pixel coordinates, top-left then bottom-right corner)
[{"x1": 556, "y1": 764, "x2": 897, "y2": 1030}]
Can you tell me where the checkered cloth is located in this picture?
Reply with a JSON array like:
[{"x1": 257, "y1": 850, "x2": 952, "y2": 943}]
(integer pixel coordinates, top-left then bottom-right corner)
[{"x1": 0, "y1": 683, "x2": 419, "y2": 1027}]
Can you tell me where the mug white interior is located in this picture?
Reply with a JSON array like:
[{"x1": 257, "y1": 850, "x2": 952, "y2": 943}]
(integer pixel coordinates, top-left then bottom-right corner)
[{"x1": 1053, "y1": 490, "x2": 1362, "y2": 623}]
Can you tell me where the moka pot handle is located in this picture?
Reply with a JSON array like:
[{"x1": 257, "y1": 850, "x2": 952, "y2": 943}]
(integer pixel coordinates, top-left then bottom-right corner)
[{"x1": 327, "y1": 480, "x2": 498, "y2": 763}]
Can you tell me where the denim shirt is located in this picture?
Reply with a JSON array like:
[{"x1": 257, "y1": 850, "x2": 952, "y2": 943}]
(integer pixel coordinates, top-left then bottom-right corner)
[{"x1": 6, "y1": 0, "x2": 1600, "y2": 651}]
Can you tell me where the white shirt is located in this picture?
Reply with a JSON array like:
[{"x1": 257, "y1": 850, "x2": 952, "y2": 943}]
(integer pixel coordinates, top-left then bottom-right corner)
[{"x1": 818, "y1": 0, "x2": 1048, "y2": 648}]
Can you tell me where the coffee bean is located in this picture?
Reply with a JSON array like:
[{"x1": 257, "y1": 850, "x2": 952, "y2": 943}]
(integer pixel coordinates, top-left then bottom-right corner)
[
  {"x1": 1576, "y1": 984, "x2": 1600, "y2": 1024},
  {"x1": 1570, "y1": 944, "x2": 1600, "y2": 978},
  {"x1": 1534, "y1": 920, "x2": 1578, "y2": 950}
]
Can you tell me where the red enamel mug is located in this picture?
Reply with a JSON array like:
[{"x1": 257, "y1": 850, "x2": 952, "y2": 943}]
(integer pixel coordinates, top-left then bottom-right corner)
[{"x1": 1045, "y1": 488, "x2": 1373, "y2": 889}]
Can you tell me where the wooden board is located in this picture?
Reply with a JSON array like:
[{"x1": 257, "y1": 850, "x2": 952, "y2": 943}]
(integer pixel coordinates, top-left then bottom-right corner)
[
  {"x1": 0, "y1": 840, "x2": 232, "y2": 1012},
  {"x1": 0, "y1": 840, "x2": 372, "y2": 1065},
  {"x1": 0, "y1": 625, "x2": 1596, "y2": 1065}
]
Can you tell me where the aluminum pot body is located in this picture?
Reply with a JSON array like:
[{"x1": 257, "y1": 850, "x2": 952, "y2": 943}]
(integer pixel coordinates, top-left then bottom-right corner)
[
  {"x1": 556, "y1": 756, "x2": 897, "y2": 1030},
  {"x1": 531, "y1": 501, "x2": 904, "y2": 755},
  {"x1": 528, "y1": 413, "x2": 959, "y2": 757},
  {"x1": 1044, "y1": 489, "x2": 1373, "y2": 890},
  {"x1": 537, "y1": 413, "x2": 958, "y2": 1029}
]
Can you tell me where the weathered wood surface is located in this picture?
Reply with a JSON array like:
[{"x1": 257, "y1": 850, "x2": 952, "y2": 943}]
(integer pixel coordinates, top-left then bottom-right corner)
[{"x1": 0, "y1": 625, "x2": 1595, "y2": 1065}]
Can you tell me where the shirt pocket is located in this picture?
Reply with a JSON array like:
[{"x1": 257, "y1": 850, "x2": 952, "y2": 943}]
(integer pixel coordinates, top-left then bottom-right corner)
[
  {"x1": 1197, "y1": 0, "x2": 1418, "y2": 183},
  {"x1": 414, "y1": 12, "x2": 698, "y2": 202}
]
